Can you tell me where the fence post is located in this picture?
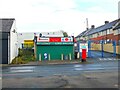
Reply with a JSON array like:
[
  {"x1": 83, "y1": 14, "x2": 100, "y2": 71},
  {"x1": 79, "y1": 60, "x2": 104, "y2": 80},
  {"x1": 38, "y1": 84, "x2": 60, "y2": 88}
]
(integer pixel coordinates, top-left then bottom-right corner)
[
  {"x1": 88, "y1": 40, "x2": 91, "y2": 58},
  {"x1": 113, "y1": 40, "x2": 116, "y2": 57},
  {"x1": 78, "y1": 41, "x2": 80, "y2": 59},
  {"x1": 101, "y1": 40, "x2": 104, "y2": 58}
]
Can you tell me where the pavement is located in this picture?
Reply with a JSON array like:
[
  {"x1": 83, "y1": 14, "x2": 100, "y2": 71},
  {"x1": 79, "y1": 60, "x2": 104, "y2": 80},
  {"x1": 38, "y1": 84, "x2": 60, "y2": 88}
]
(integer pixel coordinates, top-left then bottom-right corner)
[{"x1": 1, "y1": 59, "x2": 93, "y2": 67}]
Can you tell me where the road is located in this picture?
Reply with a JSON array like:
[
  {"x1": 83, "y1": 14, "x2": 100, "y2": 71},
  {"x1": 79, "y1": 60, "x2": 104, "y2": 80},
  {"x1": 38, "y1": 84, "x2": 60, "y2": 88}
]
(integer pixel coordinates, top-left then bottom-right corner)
[
  {"x1": 89, "y1": 50, "x2": 116, "y2": 58},
  {"x1": 2, "y1": 58, "x2": 120, "y2": 88}
]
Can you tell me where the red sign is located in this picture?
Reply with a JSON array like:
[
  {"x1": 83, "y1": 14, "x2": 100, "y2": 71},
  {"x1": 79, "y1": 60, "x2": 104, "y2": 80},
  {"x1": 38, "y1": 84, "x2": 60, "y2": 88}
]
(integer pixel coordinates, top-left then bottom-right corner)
[
  {"x1": 49, "y1": 37, "x2": 61, "y2": 42},
  {"x1": 37, "y1": 37, "x2": 49, "y2": 42},
  {"x1": 61, "y1": 37, "x2": 73, "y2": 42},
  {"x1": 37, "y1": 37, "x2": 73, "y2": 42}
]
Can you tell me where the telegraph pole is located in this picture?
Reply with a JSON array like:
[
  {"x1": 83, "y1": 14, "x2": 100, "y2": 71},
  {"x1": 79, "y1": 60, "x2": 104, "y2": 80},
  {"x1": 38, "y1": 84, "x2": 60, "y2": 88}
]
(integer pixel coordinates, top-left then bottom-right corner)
[
  {"x1": 118, "y1": 1, "x2": 120, "y2": 18},
  {"x1": 86, "y1": 18, "x2": 89, "y2": 30}
]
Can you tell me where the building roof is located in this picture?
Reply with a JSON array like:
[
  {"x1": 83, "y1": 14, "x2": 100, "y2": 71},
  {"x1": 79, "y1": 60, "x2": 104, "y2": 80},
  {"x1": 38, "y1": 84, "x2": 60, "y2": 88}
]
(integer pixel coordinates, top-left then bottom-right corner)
[
  {"x1": 86, "y1": 19, "x2": 118, "y2": 35},
  {"x1": 75, "y1": 30, "x2": 87, "y2": 38},
  {"x1": 114, "y1": 22, "x2": 120, "y2": 30},
  {"x1": 0, "y1": 18, "x2": 15, "y2": 32}
]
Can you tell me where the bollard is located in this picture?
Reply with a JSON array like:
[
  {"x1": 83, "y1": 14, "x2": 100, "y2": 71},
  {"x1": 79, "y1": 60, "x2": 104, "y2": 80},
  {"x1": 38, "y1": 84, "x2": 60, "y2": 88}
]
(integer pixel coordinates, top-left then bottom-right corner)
[
  {"x1": 48, "y1": 54, "x2": 50, "y2": 61},
  {"x1": 61, "y1": 54, "x2": 63, "y2": 60},
  {"x1": 39, "y1": 54, "x2": 41, "y2": 61},
  {"x1": 69, "y1": 53, "x2": 71, "y2": 60},
  {"x1": 77, "y1": 52, "x2": 80, "y2": 59}
]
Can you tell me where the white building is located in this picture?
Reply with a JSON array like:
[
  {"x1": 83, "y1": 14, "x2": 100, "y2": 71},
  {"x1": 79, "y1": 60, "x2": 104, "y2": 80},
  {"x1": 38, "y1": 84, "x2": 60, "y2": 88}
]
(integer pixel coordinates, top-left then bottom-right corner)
[
  {"x1": 18, "y1": 31, "x2": 64, "y2": 48},
  {"x1": 0, "y1": 18, "x2": 18, "y2": 64},
  {"x1": 18, "y1": 32, "x2": 39, "y2": 48},
  {"x1": 40, "y1": 31, "x2": 64, "y2": 37}
]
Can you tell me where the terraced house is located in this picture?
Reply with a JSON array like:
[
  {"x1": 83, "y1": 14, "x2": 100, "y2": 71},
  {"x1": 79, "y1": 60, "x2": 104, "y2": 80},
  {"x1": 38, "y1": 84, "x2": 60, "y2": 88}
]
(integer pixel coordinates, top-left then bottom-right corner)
[{"x1": 76, "y1": 19, "x2": 120, "y2": 55}]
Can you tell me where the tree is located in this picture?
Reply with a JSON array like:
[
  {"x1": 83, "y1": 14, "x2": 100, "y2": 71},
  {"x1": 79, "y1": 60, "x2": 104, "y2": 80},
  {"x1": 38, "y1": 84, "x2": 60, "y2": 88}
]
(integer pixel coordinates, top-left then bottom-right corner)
[
  {"x1": 60, "y1": 30, "x2": 68, "y2": 37},
  {"x1": 63, "y1": 32, "x2": 68, "y2": 37}
]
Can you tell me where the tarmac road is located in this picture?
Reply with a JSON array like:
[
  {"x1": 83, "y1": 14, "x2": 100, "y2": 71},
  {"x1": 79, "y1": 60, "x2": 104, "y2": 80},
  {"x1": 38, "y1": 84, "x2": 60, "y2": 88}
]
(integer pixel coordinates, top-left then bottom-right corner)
[
  {"x1": 89, "y1": 50, "x2": 116, "y2": 58},
  {"x1": 2, "y1": 58, "x2": 120, "y2": 88}
]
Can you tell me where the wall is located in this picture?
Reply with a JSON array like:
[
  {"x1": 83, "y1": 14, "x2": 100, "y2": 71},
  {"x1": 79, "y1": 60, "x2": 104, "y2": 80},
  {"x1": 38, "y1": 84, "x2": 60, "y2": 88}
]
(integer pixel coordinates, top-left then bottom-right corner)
[
  {"x1": 18, "y1": 32, "x2": 39, "y2": 48},
  {"x1": 36, "y1": 45, "x2": 74, "y2": 60},
  {"x1": 41, "y1": 31, "x2": 64, "y2": 37},
  {"x1": 91, "y1": 43, "x2": 120, "y2": 55},
  {"x1": 10, "y1": 20, "x2": 18, "y2": 63},
  {"x1": 18, "y1": 31, "x2": 64, "y2": 48},
  {"x1": 116, "y1": 45, "x2": 120, "y2": 55}
]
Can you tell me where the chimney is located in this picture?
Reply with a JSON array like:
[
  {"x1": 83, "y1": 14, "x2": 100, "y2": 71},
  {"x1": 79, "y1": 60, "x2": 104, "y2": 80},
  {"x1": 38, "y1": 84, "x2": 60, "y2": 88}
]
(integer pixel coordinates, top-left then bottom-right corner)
[
  {"x1": 91, "y1": 25, "x2": 95, "y2": 29},
  {"x1": 105, "y1": 21, "x2": 109, "y2": 24}
]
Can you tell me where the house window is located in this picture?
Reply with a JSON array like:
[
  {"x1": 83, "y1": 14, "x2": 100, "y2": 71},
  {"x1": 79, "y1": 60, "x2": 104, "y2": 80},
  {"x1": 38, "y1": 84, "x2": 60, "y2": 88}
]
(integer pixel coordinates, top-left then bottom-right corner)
[
  {"x1": 114, "y1": 29, "x2": 120, "y2": 35},
  {"x1": 100, "y1": 32, "x2": 103, "y2": 36},
  {"x1": 102, "y1": 31, "x2": 106, "y2": 35},
  {"x1": 118, "y1": 29, "x2": 120, "y2": 34},
  {"x1": 118, "y1": 40, "x2": 120, "y2": 46},
  {"x1": 107, "y1": 29, "x2": 110, "y2": 34},
  {"x1": 97, "y1": 32, "x2": 100, "y2": 37}
]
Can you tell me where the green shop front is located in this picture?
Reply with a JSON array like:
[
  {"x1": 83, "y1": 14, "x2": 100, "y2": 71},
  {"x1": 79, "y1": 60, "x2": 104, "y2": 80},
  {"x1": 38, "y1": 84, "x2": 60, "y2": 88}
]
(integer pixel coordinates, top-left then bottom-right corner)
[{"x1": 34, "y1": 37, "x2": 74, "y2": 61}]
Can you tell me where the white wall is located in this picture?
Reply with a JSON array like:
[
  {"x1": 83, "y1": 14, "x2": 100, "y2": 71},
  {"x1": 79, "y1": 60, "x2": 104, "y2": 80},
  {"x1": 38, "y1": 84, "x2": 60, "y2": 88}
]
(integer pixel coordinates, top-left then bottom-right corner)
[
  {"x1": 18, "y1": 31, "x2": 64, "y2": 48},
  {"x1": 41, "y1": 31, "x2": 63, "y2": 37},
  {"x1": 18, "y1": 32, "x2": 39, "y2": 48},
  {"x1": 10, "y1": 20, "x2": 18, "y2": 63}
]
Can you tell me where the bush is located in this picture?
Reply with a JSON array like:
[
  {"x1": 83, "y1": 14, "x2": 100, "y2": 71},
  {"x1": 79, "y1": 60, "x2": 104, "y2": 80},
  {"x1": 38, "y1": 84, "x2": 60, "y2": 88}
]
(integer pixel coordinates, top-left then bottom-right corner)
[
  {"x1": 11, "y1": 57, "x2": 28, "y2": 64},
  {"x1": 11, "y1": 48, "x2": 35, "y2": 64}
]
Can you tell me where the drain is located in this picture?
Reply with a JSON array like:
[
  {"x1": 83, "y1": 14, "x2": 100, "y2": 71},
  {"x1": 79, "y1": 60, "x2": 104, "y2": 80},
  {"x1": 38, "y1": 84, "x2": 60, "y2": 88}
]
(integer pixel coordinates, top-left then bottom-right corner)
[
  {"x1": 37, "y1": 76, "x2": 43, "y2": 78},
  {"x1": 86, "y1": 76, "x2": 97, "y2": 79}
]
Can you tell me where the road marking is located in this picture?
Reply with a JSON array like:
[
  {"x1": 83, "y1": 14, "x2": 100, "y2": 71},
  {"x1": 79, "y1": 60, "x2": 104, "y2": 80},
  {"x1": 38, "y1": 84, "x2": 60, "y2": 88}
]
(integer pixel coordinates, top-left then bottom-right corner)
[
  {"x1": 74, "y1": 65, "x2": 83, "y2": 68},
  {"x1": 10, "y1": 70, "x2": 33, "y2": 73},
  {"x1": 98, "y1": 58, "x2": 118, "y2": 61},
  {"x1": 104, "y1": 58, "x2": 107, "y2": 60},
  {"x1": 108, "y1": 58, "x2": 112, "y2": 60},
  {"x1": 99, "y1": 58, "x2": 102, "y2": 61},
  {"x1": 114, "y1": 84, "x2": 118, "y2": 87},
  {"x1": 10, "y1": 66, "x2": 35, "y2": 70},
  {"x1": 74, "y1": 67, "x2": 104, "y2": 71}
]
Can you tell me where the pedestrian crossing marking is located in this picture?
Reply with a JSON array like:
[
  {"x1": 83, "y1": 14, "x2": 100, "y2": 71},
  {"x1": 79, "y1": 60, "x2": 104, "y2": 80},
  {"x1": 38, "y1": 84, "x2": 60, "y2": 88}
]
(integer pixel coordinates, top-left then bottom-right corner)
[{"x1": 98, "y1": 58, "x2": 120, "y2": 61}]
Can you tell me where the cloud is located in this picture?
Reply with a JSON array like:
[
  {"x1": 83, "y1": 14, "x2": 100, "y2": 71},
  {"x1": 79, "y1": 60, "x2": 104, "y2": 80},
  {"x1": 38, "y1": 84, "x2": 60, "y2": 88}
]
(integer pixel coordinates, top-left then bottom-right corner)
[{"x1": 0, "y1": 0, "x2": 119, "y2": 36}]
